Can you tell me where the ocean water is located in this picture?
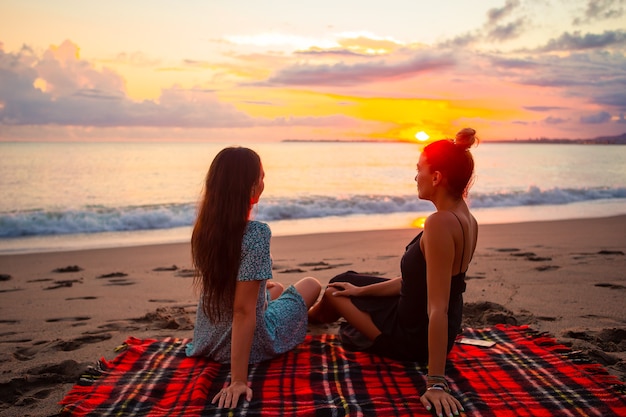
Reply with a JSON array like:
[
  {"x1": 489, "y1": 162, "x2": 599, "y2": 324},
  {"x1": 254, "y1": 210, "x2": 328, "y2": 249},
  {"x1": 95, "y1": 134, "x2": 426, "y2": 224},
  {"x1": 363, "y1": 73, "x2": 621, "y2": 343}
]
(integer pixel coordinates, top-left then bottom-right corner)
[{"x1": 0, "y1": 141, "x2": 625, "y2": 254}]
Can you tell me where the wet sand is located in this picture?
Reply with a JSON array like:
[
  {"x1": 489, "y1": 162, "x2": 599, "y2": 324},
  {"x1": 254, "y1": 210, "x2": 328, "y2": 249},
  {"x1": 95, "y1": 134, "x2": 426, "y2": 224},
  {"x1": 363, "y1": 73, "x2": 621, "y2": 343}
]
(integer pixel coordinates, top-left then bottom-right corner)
[{"x1": 1, "y1": 215, "x2": 625, "y2": 416}]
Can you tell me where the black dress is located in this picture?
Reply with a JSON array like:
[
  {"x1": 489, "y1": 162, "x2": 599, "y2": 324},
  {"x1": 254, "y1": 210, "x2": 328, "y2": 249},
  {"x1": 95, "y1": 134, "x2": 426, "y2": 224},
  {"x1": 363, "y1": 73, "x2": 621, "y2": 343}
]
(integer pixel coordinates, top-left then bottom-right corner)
[{"x1": 330, "y1": 230, "x2": 466, "y2": 363}]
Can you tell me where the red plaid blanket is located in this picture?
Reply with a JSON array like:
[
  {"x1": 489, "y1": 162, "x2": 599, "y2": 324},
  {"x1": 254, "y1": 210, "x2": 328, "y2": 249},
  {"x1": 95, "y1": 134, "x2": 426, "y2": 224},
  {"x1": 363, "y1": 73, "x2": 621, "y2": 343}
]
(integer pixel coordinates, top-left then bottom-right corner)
[{"x1": 59, "y1": 325, "x2": 626, "y2": 416}]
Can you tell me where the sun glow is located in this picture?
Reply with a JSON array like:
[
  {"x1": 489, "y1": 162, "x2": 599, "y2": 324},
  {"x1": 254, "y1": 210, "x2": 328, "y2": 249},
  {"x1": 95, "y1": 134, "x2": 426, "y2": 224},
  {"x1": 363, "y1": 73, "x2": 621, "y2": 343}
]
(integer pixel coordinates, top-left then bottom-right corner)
[
  {"x1": 415, "y1": 131, "x2": 429, "y2": 141},
  {"x1": 411, "y1": 217, "x2": 427, "y2": 229}
]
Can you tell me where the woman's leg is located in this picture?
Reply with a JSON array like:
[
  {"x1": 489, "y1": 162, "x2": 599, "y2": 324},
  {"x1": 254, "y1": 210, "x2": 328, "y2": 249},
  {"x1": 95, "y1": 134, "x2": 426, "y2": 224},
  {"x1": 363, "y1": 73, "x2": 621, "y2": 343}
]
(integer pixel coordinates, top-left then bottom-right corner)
[
  {"x1": 321, "y1": 286, "x2": 382, "y2": 341},
  {"x1": 293, "y1": 276, "x2": 322, "y2": 308},
  {"x1": 308, "y1": 272, "x2": 389, "y2": 326},
  {"x1": 308, "y1": 287, "x2": 341, "y2": 324}
]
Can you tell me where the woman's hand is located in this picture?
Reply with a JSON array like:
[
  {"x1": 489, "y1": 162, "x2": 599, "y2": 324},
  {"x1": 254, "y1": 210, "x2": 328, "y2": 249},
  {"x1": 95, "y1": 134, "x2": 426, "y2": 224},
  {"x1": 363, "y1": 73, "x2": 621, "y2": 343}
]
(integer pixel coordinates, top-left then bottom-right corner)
[
  {"x1": 420, "y1": 388, "x2": 464, "y2": 417},
  {"x1": 212, "y1": 380, "x2": 253, "y2": 409},
  {"x1": 327, "y1": 282, "x2": 362, "y2": 297}
]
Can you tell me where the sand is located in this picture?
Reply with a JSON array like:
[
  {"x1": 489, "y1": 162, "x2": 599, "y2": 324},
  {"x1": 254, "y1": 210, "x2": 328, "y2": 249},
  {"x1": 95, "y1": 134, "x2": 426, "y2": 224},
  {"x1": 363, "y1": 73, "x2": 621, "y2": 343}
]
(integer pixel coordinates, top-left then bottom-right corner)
[{"x1": 1, "y1": 215, "x2": 625, "y2": 417}]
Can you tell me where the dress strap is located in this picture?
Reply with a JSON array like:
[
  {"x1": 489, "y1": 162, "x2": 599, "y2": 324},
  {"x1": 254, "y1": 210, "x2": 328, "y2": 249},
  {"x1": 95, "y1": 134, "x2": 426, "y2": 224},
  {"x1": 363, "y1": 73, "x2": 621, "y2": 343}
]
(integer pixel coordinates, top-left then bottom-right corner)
[{"x1": 449, "y1": 211, "x2": 466, "y2": 275}]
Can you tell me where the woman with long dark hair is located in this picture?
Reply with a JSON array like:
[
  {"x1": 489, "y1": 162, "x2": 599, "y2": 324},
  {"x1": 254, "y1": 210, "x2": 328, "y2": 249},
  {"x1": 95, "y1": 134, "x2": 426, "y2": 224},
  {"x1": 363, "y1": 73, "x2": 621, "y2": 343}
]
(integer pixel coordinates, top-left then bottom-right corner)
[{"x1": 186, "y1": 147, "x2": 321, "y2": 408}]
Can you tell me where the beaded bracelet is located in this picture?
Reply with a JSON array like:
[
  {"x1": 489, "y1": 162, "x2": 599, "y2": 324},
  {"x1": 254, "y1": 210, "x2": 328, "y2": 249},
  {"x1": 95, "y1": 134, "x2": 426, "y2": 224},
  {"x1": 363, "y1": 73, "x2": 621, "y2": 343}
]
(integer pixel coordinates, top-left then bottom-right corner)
[{"x1": 426, "y1": 375, "x2": 450, "y2": 393}]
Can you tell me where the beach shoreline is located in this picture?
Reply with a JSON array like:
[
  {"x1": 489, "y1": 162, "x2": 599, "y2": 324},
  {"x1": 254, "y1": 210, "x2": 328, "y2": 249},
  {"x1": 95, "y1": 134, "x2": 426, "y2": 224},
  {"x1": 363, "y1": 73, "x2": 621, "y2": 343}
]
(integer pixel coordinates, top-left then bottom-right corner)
[{"x1": 1, "y1": 215, "x2": 625, "y2": 416}]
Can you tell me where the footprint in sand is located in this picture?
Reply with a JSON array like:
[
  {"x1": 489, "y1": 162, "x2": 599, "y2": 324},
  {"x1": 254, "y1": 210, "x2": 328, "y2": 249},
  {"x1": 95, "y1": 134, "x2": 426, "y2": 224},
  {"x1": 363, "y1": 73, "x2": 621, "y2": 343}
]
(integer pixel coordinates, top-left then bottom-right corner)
[
  {"x1": 274, "y1": 261, "x2": 353, "y2": 274},
  {"x1": 92, "y1": 321, "x2": 142, "y2": 333},
  {"x1": 535, "y1": 265, "x2": 560, "y2": 271},
  {"x1": 594, "y1": 283, "x2": 626, "y2": 290},
  {"x1": 536, "y1": 315, "x2": 559, "y2": 322},
  {"x1": 54, "y1": 334, "x2": 113, "y2": 351},
  {"x1": 66, "y1": 296, "x2": 98, "y2": 300},
  {"x1": 572, "y1": 250, "x2": 624, "y2": 260},
  {"x1": 131, "y1": 306, "x2": 194, "y2": 331},
  {"x1": 0, "y1": 360, "x2": 90, "y2": 407},
  {"x1": 598, "y1": 250, "x2": 625, "y2": 256},
  {"x1": 299, "y1": 261, "x2": 352, "y2": 271},
  {"x1": 13, "y1": 333, "x2": 113, "y2": 361},
  {"x1": 466, "y1": 271, "x2": 487, "y2": 280},
  {"x1": 27, "y1": 278, "x2": 53, "y2": 283},
  {"x1": 52, "y1": 265, "x2": 83, "y2": 273},
  {"x1": 104, "y1": 278, "x2": 136, "y2": 286},
  {"x1": 96, "y1": 272, "x2": 135, "y2": 286},
  {"x1": 87, "y1": 306, "x2": 195, "y2": 334},
  {"x1": 0, "y1": 331, "x2": 31, "y2": 344},
  {"x1": 494, "y1": 248, "x2": 521, "y2": 252},
  {"x1": 44, "y1": 279, "x2": 83, "y2": 290},
  {"x1": 562, "y1": 327, "x2": 626, "y2": 360},
  {"x1": 0, "y1": 288, "x2": 23, "y2": 294},
  {"x1": 97, "y1": 272, "x2": 128, "y2": 278},
  {"x1": 175, "y1": 269, "x2": 195, "y2": 278},
  {"x1": 510, "y1": 252, "x2": 553, "y2": 262},
  {"x1": 153, "y1": 265, "x2": 179, "y2": 271},
  {"x1": 462, "y1": 301, "x2": 534, "y2": 327},
  {"x1": 45, "y1": 316, "x2": 91, "y2": 323},
  {"x1": 276, "y1": 267, "x2": 307, "y2": 274}
]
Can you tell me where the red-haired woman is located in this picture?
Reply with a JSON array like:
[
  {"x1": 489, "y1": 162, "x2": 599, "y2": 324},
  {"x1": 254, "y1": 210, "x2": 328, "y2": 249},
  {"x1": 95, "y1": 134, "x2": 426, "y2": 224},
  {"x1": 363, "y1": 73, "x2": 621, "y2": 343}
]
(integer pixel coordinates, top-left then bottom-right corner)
[{"x1": 309, "y1": 129, "x2": 479, "y2": 417}]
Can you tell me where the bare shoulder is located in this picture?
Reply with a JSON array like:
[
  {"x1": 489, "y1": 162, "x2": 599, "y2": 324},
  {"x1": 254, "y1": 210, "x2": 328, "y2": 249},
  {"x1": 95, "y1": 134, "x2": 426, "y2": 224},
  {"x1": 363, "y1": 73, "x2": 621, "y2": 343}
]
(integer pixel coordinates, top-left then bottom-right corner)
[
  {"x1": 423, "y1": 212, "x2": 457, "y2": 244},
  {"x1": 424, "y1": 211, "x2": 459, "y2": 230}
]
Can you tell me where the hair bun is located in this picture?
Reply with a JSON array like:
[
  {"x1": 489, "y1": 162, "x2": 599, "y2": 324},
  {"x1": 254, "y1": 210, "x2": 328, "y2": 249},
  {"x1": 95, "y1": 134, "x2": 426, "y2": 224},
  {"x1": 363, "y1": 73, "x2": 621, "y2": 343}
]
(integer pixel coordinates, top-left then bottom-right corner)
[{"x1": 455, "y1": 128, "x2": 477, "y2": 150}]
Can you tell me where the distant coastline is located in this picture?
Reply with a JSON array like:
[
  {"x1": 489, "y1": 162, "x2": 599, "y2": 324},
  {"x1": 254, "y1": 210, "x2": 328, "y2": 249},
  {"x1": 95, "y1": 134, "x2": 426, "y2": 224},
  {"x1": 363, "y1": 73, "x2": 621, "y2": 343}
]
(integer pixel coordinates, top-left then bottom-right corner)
[{"x1": 283, "y1": 132, "x2": 626, "y2": 145}]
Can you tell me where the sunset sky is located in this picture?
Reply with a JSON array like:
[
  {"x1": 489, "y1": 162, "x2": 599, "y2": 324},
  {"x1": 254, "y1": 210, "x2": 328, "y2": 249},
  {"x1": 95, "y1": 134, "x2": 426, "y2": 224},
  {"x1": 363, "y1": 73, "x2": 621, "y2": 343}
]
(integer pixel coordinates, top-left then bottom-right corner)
[{"x1": 1, "y1": 0, "x2": 625, "y2": 142}]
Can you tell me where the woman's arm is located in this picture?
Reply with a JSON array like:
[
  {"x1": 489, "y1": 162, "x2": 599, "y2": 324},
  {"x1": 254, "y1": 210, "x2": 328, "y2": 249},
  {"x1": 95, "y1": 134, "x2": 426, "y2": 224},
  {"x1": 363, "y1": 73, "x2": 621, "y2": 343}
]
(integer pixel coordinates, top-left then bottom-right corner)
[
  {"x1": 420, "y1": 213, "x2": 464, "y2": 415},
  {"x1": 423, "y1": 214, "x2": 454, "y2": 376},
  {"x1": 213, "y1": 279, "x2": 260, "y2": 408},
  {"x1": 328, "y1": 277, "x2": 401, "y2": 297}
]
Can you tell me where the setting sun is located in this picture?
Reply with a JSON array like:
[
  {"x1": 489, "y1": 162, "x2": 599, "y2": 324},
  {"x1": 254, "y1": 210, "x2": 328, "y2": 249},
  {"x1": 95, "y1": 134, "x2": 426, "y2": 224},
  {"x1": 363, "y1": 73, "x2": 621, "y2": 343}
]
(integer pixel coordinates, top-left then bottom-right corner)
[
  {"x1": 415, "y1": 131, "x2": 429, "y2": 142},
  {"x1": 411, "y1": 216, "x2": 427, "y2": 229}
]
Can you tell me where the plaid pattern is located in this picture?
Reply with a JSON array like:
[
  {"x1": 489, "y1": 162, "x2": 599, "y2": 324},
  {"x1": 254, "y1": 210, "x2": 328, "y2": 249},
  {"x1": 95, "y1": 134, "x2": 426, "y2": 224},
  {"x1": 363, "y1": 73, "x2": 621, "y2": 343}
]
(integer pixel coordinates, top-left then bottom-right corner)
[{"x1": 59, "y1": 325, "x2": 626, "y2": 416}]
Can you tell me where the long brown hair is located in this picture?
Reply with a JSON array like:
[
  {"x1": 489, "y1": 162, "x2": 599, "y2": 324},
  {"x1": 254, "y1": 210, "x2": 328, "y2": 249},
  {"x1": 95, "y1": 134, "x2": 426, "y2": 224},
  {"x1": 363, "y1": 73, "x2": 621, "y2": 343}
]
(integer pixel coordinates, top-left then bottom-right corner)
[{"x1": 191, "y1": 147, "x2": 262, "y2": 322}]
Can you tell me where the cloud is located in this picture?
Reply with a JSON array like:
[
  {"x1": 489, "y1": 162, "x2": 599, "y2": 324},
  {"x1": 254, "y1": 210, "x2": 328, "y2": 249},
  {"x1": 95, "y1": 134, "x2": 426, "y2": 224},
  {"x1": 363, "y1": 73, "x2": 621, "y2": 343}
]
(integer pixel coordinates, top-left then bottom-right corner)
[
  {"x1": 264, "y1": 53, "x2": 455, "y2": 86},
  {"x1": 0, "y1": 40, "x2": 372, "y2": 132},
  {"x1": 537, "y1": 30, "x2": 626, "y2": 52},
  {"x1": 296, "y1": 48, "x2": 362, "y2": 57},
  {"x1": 500, "y1": 50, "x2": 624, "y2": 92},
  {"x1": 544, "y1": 116, "x2": 568, "y2": 124},
  {"x1": 595, "y1": 91, "x2": 626, "y2": 109},
  {"x1": 0, "y1": 41, "x2": 255, "y2": 128},
  {"x1": 438, "y1": 33, "x2": 482, "y2": 49},
  {"x1": 580, "y1": 111, "x2": 612, "y2": 124},
  {"x1": 487, "y1": 56, "x2": 538, "y2": 70},
  {"x1": 439, "y1": 0, "x2": 525, "y2": 47},
  {"x1": 524, "y1": 106, "x2": 567, "y2": 112},
  {"x1": 35, "y1": 40, "x2": 126, "y2": 96},
  {"x1": 487, "y1": 0, "x2": 521, "y2": 25},
  {"x1": 487, "y1": 18, "x2": 527, "y2": 41},
  {"x1": 573, "y1": 0, "x2": 625, "y2": 25},
  {"x1": 482, "y1": 47, "x2": 626, "y2": 123},
  {"x1": 483, "y1": 0, "x2": 526, "y2": 42}
]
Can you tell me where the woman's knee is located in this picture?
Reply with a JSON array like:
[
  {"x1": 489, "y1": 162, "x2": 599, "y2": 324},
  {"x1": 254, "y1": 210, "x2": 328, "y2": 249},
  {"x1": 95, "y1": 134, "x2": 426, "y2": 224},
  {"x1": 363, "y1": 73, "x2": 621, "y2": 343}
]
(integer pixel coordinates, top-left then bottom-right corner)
[
  {"x1": 329, "y1": 271, "x2": 358, "y2": 284},
  {"x1": 294, "y1": 276, "x2": 322, "y2": 307}
]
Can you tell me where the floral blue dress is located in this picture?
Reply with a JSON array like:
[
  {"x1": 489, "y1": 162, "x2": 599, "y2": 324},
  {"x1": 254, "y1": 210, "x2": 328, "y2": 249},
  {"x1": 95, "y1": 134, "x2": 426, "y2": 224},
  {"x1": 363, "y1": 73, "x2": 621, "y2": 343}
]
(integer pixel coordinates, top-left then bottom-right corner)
[{"x1": 185, "y1": 220, "x2": 308, "y2": 363}]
